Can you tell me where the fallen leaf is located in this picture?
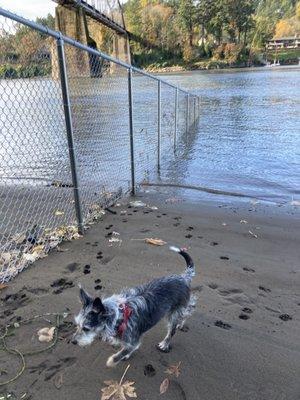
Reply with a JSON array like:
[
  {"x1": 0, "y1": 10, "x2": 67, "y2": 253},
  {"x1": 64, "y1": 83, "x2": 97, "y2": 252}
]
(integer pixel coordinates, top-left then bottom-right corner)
[
  {"x1": 11, "y1": 233, "x2": 26, "y2": 244},
  {"x1": 54, "y1": 210, "x2": 64, "y2": 216},
  {"x1": 23, "y1": 253, "x2": 37, "y2": 263},
  {"x1": 0, "y1": 283, "x2": 8, "y2": 290},
  {"x1": 37, "y1": 326, "x2": 55, "y2": 342},
  {"x1": 240, "y1": 220, "x2": 248, "y2": 224},
  {"x1": 248, "y1": 230, "x2": 258, "y2": 238},
  {"x1": 101, "y1": 365, "x2": 137, "y2": 400},
  {"x1": 145, "y1": 238, "x2": 166, "y2": 246},
  {"x1": 165, "y1": 362, "x2": 181, "y2": 378},
  {"x1": 0, "y1": 252, "x2": 12, "y2": 265},
  {"x1": 159, "y1": 378, "x2": 170, "y2": 394},
  {"x1": 32, "y1": 245, "x2": 45, "y2": 252},
  {"x1": 130, "y1": 201, "x2": 146, "y2": 207},
  {"x1": 54, "y1": 372, "x2": 63, "y2": 389}
]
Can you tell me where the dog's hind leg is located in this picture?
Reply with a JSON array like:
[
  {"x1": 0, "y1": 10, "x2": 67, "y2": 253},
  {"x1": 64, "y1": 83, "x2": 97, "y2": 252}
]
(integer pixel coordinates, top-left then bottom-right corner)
[
  {"x1": 157, "y1": 312, "x2": 180, "y2": 353},
  {"x1": 177, "y1": 295, "x2": 197, "y2": 330},
  {"x1": 106, "y1": 342, "x2": 140, "y2": 367}
]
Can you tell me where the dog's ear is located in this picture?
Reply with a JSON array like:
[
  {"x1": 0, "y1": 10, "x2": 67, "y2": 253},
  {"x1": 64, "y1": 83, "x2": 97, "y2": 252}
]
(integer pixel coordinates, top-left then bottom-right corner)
[
  {"x1": 79, "y1": 287, "x2": 92, "y2": 307},
  {"x1": 92, "y1": 297, "x2": 106, "y2": 314}
]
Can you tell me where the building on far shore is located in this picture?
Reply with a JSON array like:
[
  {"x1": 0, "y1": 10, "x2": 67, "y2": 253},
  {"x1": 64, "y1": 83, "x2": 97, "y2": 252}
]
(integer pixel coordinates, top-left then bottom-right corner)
[{"x1": 266, "y1": 36, "x2": 300, "y2": 50}]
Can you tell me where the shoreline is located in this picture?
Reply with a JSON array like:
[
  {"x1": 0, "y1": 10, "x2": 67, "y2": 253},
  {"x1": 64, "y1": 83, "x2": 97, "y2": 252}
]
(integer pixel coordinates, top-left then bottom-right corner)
[
  {"x1": 146, "y1": 62, "x2": 300, "y2": 74},
  {"x1": 1, "y1": 191, "x2": 299, "y2": 399}
]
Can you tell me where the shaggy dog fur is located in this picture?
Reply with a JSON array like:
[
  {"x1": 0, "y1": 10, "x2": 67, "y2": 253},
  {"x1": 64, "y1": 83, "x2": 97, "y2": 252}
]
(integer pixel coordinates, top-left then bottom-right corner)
[{"x1": 72, "y1": 246, "x2": 196, "y2": 367}]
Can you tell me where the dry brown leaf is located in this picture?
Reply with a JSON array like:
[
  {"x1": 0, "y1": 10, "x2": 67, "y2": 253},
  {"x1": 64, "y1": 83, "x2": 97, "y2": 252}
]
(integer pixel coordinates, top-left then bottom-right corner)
[
  {"x1": 101, "y1": 365, "x2": 137, "y2": 400},
  {"x1": 54, "y1": 210, "x2": 64, "y2": 216},
  {"x1": 0, "y1": 252, "x2": 12, "y2": 265},
  {"x1": 0, "y1": 283, "x2": 8, "y2": 290},
  {"x1": 37, "y1": 326, "x2": 55, "y2": 342},
  {"x1": 23, "y1": 253, "x2": 37, "y2": 263},
  {"x1": 159, "y1": 378, "x2": 170, "y2": 394},
  {"x1": 11, "y1": 233, "x2": 26, "y2": 244},
  {"x1": 145, "y1": 238, "x2": 166, "y2": 246},
  {"x1": 165, "y1": 361, "x2": 181, "y2": 378},
  {"x1": 54, "y1": 372, "x2": 63, "y2": 389},
  {"x1": 129, "y1": 201, "x2": 146, "y2": 207}
]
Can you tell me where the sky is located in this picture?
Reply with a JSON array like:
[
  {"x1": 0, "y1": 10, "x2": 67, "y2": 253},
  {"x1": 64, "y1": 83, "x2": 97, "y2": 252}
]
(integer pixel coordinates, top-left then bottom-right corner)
[{"x1": 0, "y1": 0, "x2": 56, "y2": 20}]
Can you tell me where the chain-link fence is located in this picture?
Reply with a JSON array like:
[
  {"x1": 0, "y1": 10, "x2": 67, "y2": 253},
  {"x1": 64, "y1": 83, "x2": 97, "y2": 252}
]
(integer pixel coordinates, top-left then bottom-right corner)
[{"x1": 0, "y1": 8, "x2": 200, "y2": 283}]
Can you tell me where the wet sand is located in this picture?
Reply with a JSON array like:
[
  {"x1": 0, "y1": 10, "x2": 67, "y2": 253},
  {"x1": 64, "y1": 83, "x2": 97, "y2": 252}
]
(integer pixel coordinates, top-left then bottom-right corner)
[{"x1": 1, "y1": 192, "x2": 299, "y2": 400}]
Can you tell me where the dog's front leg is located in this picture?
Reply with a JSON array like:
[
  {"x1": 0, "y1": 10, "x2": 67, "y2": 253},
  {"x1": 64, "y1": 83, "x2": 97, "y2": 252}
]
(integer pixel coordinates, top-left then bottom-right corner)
[{"x1": 106, "y1": 342, "x2": 140, "y2": 368}]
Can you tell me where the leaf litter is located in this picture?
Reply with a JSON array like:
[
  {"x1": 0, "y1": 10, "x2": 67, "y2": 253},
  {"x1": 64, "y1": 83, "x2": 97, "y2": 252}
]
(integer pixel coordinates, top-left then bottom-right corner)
[
  {"x1": 37, "y1": 326, "x2": 56, "y2": 343},
  {"x1": 101, "y1": 364, "x2": 137, "y2": 400},
  {"x1": 165, "y1": 362, "x2": 181, "y2": 378},
  {"x1": 0, "y1": 201, "x2": 108, "y2": 282},
  {"x1": 160, "y1": 362, "x2": 181, "y2": 394},
  {"x1": 145, "y1": 238, "x2": 166, "y2": 246},
  {"x1": 159, "y1": 378, "x2": 170, "y2": 395}
]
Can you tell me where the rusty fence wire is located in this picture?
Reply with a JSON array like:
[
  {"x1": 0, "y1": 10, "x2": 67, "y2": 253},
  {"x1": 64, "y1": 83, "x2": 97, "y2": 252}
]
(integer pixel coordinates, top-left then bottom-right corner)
[{"x1": 0, "y1": 8, "x2": 200, "y2": 282}]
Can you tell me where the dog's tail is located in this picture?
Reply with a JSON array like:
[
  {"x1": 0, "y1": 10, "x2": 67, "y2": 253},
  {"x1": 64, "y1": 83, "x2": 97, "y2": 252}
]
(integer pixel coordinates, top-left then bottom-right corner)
[{"x1": 170, "y1": 246, "x2": 195, "y2": 281}]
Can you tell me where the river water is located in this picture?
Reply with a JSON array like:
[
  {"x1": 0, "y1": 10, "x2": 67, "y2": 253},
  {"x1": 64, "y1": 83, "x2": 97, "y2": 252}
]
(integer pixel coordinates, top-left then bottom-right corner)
[
  {"x1": 0, "y1": 66, "x2": 299, "y2": 206},
  {"x1": 160, "y1": 66, "x2": 300, "y2": 204}
]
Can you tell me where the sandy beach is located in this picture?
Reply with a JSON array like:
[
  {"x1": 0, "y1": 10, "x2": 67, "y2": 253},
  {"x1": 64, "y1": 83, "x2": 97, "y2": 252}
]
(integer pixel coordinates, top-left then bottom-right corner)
[{"x1": 1, "y1": 191, "x2": 299, "y2": 400}]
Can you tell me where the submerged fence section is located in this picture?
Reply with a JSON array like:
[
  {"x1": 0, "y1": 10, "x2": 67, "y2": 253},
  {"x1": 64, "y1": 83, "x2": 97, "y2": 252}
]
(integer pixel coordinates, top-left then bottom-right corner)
[{"x1": 0, "y1": 8, "x2": 200, "y2": 282}]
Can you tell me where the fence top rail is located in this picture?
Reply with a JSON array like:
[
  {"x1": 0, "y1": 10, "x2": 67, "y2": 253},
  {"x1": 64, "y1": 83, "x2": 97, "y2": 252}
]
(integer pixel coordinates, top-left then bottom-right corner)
[{"x1": 0, "y1": 7, "x2": 199, "y2": 99}]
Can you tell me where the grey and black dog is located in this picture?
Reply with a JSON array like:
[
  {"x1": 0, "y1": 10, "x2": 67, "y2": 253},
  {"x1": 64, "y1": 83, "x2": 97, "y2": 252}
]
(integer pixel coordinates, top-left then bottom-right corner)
[{"x1": 72, "y1": 246, "x2": 196, "y2": 367}]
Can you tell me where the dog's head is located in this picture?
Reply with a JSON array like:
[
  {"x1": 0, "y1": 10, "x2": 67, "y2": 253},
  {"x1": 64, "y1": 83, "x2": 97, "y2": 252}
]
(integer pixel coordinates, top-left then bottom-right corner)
[{"x1": 72, "y1": 287, "x2": 108, "y2": 346}]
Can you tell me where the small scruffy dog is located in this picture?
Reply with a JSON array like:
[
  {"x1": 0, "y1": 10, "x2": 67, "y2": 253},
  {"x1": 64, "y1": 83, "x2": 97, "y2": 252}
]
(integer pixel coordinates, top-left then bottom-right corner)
[{"x1": 72, "y1": 246, "x2": 196, "y2": 367}]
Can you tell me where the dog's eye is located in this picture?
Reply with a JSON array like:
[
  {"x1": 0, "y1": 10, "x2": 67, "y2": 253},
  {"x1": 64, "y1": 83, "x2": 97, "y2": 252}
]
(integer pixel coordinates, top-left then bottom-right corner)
[{"x1": 82, "y1": 327, "x2": 90, "y2": 332}]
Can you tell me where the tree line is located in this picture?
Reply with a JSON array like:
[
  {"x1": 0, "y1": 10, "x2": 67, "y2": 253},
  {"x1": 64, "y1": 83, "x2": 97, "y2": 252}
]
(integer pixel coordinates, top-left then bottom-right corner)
[
  {"x1": 0, "y1": 1, "x2": 299, "y2": 78},
  {"x1": 123, "y1": 0, "x2": 300, "y2": 68}
]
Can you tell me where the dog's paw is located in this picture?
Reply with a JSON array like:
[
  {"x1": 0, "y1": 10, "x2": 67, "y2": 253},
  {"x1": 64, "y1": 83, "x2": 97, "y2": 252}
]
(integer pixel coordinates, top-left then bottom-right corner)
[
  {"x1": 106, "y1": 355, "x2": 118, "y2": 368},
  {"x1": 156, "y1": 341, "x2": 171, "y2": 353}
]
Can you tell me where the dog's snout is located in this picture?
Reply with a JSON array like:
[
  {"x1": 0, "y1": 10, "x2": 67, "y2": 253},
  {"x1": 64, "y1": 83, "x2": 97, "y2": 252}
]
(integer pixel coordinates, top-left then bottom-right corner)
[{"x1": 71, "y1": 338, "x2": 78, "y2": 345}]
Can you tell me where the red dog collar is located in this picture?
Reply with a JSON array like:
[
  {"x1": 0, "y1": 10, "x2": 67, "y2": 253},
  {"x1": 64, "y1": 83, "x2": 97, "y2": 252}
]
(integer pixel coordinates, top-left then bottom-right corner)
[{"x1": 117, "y1": 303, "x2": 132, "y2": 338}]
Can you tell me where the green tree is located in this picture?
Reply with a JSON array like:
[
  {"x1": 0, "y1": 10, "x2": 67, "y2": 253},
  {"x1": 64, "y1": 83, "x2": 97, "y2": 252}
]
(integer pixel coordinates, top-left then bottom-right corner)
[{"x1": 177, "y1": 0, "x2": 196, "y2": 46}]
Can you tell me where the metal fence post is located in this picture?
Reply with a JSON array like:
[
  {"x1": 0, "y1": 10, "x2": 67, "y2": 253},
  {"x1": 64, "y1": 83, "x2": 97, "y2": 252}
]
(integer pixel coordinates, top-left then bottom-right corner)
[
  {"x1": 174, "y1": 87, "x2": 178, "y2": 152},
  {"x1": 127, "y1": 68, "x2": 135, "y2": 195},
  {"x1": 157, "y1": 80, "x2": 161, "y2": 172},
  {"x1": 186, "y1": 93, "x2": 189, "y2": 136},
  {"x1": 57, "y1": 37, "x2": 84, "y2": 234}
]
